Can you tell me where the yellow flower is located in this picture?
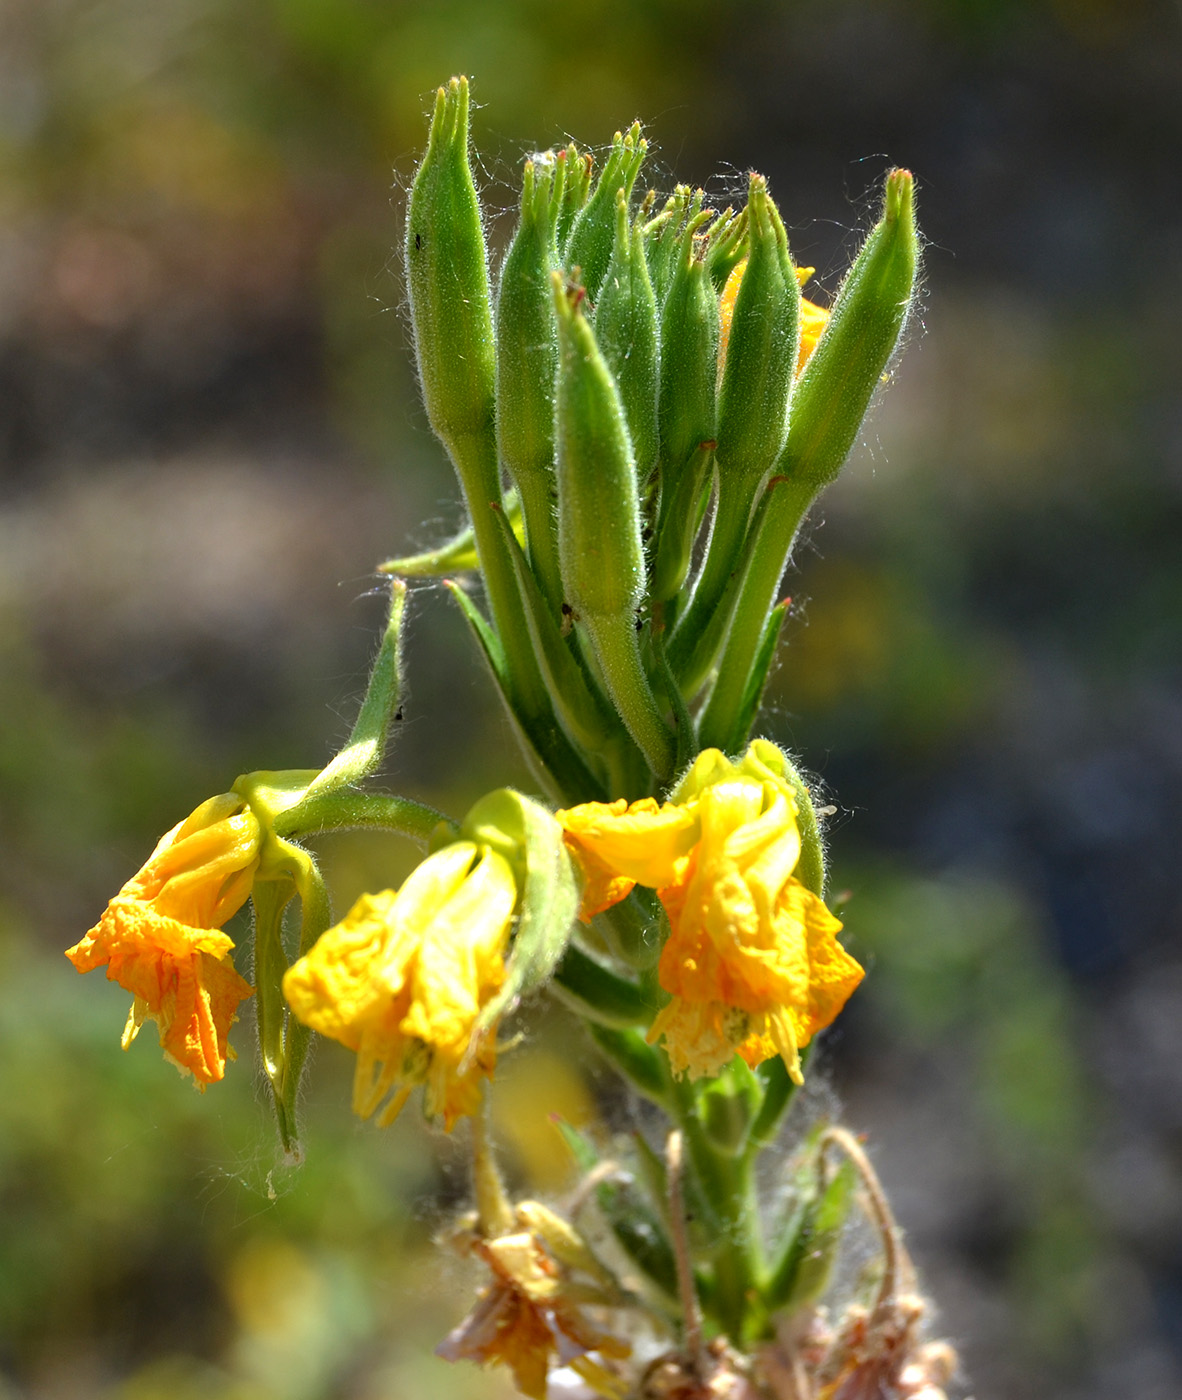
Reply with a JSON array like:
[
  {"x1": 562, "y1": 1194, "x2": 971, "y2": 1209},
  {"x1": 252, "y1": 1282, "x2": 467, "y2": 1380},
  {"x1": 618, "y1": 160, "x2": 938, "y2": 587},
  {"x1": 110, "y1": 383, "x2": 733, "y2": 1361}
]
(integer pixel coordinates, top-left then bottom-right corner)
[
  {"x1": 719, "y1": 259, "x2": 829, "y2": 376},
  {"x1": 65, "y1": 793, "x2": 258, "y2": 1085},
  {"x1": 558, "y1": 745, "x2": 863, "y2": 1084},
  {"x1": 438, "y1": 1211, "x2": 629, "y2": 1399},
  {"x1": 282, "y1": 841, "x2": 516, "y2": 1129}
]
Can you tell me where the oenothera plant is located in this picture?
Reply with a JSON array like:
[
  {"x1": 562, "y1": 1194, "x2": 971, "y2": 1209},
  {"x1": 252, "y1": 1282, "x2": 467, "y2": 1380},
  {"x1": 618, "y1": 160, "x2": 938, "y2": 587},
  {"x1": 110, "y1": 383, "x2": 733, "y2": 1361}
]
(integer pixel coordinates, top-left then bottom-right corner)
[{"x1": 69, "y1": 78, "x2": 960, "y2": 1400}]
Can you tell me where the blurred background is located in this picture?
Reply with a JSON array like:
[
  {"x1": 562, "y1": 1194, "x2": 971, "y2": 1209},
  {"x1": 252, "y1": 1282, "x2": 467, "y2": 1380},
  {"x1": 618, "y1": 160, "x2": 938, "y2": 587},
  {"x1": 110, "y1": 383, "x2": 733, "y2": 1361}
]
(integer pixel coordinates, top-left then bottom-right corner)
[{"x1": 2, "y1": 0, "x2": 1180, "y2": 1396}]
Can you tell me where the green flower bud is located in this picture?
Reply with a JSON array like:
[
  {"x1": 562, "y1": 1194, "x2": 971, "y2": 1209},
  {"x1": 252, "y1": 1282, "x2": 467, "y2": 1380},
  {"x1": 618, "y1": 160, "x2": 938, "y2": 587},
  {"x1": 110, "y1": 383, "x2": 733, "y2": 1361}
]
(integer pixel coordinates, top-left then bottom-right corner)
[
  {"x1": 698, "y1": 169, "x2": 920, "y2": 751},
  {"x1": 405, "y1": 76, "x2": 496, "y2": 461},
  {"x1": 553, "y1": 274, "x2": 675, "y2": 780},
  {"x1": 553, "y1": 274, "x2": 644, "y2": 620},
  {"x1": 594, "y1": 188, "x2": 660, "y2": 482},
  {"x1": 651, "y1": 204, "x2": 720, "y2": 601},
  {"x1": 716, "y1": 175, "x2": 800, "y2": 487},
  {"x1": 785, "y1": 166, "x2": 919, "y2": 491},
  {"x1": 496, "y1": 153, "x2": 565, "y2": 613},
  {"x1": 564, "y1": 122, "x2": 646, "y2": 302},
  {"x1": 668, "y1": 177, "x2": 800, "y2": 660}
]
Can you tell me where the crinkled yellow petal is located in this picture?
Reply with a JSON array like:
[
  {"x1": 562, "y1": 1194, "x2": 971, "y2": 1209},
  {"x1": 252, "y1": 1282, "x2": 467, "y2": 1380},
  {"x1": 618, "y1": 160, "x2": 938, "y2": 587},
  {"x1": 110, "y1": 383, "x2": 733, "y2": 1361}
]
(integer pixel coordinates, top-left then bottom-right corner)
[
  {"x1": 66, "y1": 794, "x2": 260, "y2": 1085},
  {"x1": 283, "y1": 842, "x2": 516, "y2": 1130},
  {"x1": 281, "y1": 889, "x2": 401, "y2": 1050},
  {"x1": 557, "y1": 798, "x2": 699, "y2": 910}
]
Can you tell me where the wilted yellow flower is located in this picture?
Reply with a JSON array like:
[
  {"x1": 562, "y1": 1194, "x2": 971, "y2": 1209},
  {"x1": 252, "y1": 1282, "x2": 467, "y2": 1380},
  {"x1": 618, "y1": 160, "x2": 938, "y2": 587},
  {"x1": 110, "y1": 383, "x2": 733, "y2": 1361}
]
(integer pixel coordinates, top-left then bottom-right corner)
[
  {"x1": 719, "y1": 260, "x2": 829, "y2": 376},
  {"x1": 65, "y1": 793, "x2": 258, "y2": 1085},
  {"x1": 282, "y1": 841, "x2": 516, "y2": 1129},
  {"x1": 558, "y1": 745, "x2": 863, "y2": 1083},
  {"x1": 438, "y1": 1217, "x2": 629, "y2": 1399}
]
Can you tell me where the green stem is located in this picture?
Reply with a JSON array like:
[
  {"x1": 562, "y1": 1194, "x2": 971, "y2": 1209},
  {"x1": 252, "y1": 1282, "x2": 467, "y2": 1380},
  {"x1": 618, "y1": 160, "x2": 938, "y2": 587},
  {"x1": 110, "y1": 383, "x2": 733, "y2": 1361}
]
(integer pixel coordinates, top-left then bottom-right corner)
[
  {"x1": 583, "y1": 611, "x2": 675, "y2": 783},
  {"x1": 698, "y1": 474, "x2": 815, "y2": 752},
  {"x1": 667, "y1": 478, "x2": 754, "y2": 683},
  {"x1": 671, "y1": 1075, "x2": 761, "y2": 1342},
  {"x1": 273, "y1": 790, "x2": 456, "y2": 845}
]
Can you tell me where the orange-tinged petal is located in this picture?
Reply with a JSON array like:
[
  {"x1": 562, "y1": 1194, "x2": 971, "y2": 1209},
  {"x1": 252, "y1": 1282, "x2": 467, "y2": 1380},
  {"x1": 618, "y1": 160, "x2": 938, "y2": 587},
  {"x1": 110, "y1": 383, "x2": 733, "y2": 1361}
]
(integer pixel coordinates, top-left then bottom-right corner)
[
  {"x1": 67, "y1": 794, "x2": 260, "y2": 1085},
  {"x1": 557, "y1": 797, "x2": 699, "y2": 910}
]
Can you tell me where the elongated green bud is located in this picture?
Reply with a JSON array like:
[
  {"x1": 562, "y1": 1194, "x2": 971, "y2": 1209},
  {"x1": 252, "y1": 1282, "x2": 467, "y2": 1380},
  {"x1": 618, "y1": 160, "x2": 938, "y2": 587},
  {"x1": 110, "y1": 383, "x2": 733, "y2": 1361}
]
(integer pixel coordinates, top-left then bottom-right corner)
[
  {"x1": 716, "y1": 175, "x2": 799, "y2": 485},
  {"x1": 651, "y1": 205, "x2": 720, "y2": 600},
  {"x1": 496, "y1": 154, "x2": 565, "y2": 613},
  {"x1": 656, "y1": 205, "x2": 719, "y2": 479},
  {"x1": 594, "y1": 188, "x2": 660, "y2": 482},
  {"x1": 564, "y1": 122, "x2": 646, "y2": 302},
  {"x1": 782, "y1": 166, "x2": 918, "y2": 490},
  {"x1": 553, "y1": 274, "x2": 675, "y2": 780},
  {"x1": 698, "y1": 170, "x2": 919, "y2": 750},
  {"x1": 553, "y1": 274, "x2": 644, "y2": 619},
  {"x1": 405, "y1": 77, "x2": 496, "y2": 460},
  {"x1": 669, "y1": 178, "x2": 800, "y2": 654}
]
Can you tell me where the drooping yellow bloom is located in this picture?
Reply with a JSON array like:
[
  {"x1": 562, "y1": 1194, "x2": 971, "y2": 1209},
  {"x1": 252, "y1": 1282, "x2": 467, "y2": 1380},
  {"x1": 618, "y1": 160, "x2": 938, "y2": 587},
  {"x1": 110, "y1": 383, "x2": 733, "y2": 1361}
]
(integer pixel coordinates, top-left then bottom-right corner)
[
  {"x1": 558, "y1": 744, "x2": 863, "y2": 1083},
  {"x1": 719, "y1": 259, "x2": 830, "y2": 376},
  {"x1": 282, "y1": 841, "x2": 516, "y2": 1129},
  {"x1": 65, "y1": 793, "x2": 258, "y2": 1085}
]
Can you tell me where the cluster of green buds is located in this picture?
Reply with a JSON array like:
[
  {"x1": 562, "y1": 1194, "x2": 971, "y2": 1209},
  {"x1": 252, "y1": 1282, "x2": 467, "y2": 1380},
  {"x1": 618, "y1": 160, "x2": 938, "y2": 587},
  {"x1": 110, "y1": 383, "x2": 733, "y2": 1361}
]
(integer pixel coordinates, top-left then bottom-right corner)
[
  {"x1": 390, "y1": 76, "x2": 918, "y2": 801},
  {"x1": 67, "y1": 74, "x2": 952, "y2": 1400}
]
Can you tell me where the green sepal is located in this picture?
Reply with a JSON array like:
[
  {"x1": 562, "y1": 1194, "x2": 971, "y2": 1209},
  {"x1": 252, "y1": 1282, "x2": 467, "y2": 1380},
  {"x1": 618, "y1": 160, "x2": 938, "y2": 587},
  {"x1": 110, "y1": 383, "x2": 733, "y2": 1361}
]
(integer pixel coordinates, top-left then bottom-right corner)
[
  {"x1": 594, "y1": 188, "x2": 660, "y2": 482},
  {"x1": 593, "y1": 888, "x2": 666, "y2": 970},
  {"x1": 589, "y1": 1023, "x2": 670, "y2": 1105},
  {"x1": 249, "y1": 837, "x2": 332, "y2": 1157},
  {"x1": 556, "y1": 142, "x2": 593, "y2": 253},
  {"x1": 378, "y1": 490, "x2": 523, "y2": 577},
  {"x1": 405, "y1": 76, "x2": 496, "y2": 456},
  {"x1": 564, "y1": 122, "x2": 646, "y2": 301},
  {"x1": 656, "y1": 206, "x2": 719, "y2": 490},
  {"x1": 553, "y1": 272, "x2": 645, "y2": 620},
  {"x1": 460, "y1": 788, "x2": 581, "y2": 1038},
  {"x1": 442, "y1": 580, "x2": 608, "y2": 804},
  {"x1": 650, "y1": 617, "x2": 699, "y2": 775},
  {"x1": 496, "y1": 155, "x2": 565, "y2": 613},
  {"x1": 705, "y1": 205, "x2": 748, "y2": 293},
  {"x1": 652, "y1": 442, "x2": 715, "y2": 604},
  {"x1": 763, "y1": 1155, "x2": 856, "y2": 1315},
  {"x1": 550, "y1": 942, "x2": 655, "y2": 1027}
]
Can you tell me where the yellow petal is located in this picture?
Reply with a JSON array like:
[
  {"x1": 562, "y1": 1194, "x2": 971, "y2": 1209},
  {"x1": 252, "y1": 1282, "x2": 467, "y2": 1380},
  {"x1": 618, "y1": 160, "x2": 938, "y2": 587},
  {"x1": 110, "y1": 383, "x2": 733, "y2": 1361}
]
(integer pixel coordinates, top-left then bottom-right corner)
[{"x1": 557, "y1": 798, "x2": 699, "y2": 900}]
